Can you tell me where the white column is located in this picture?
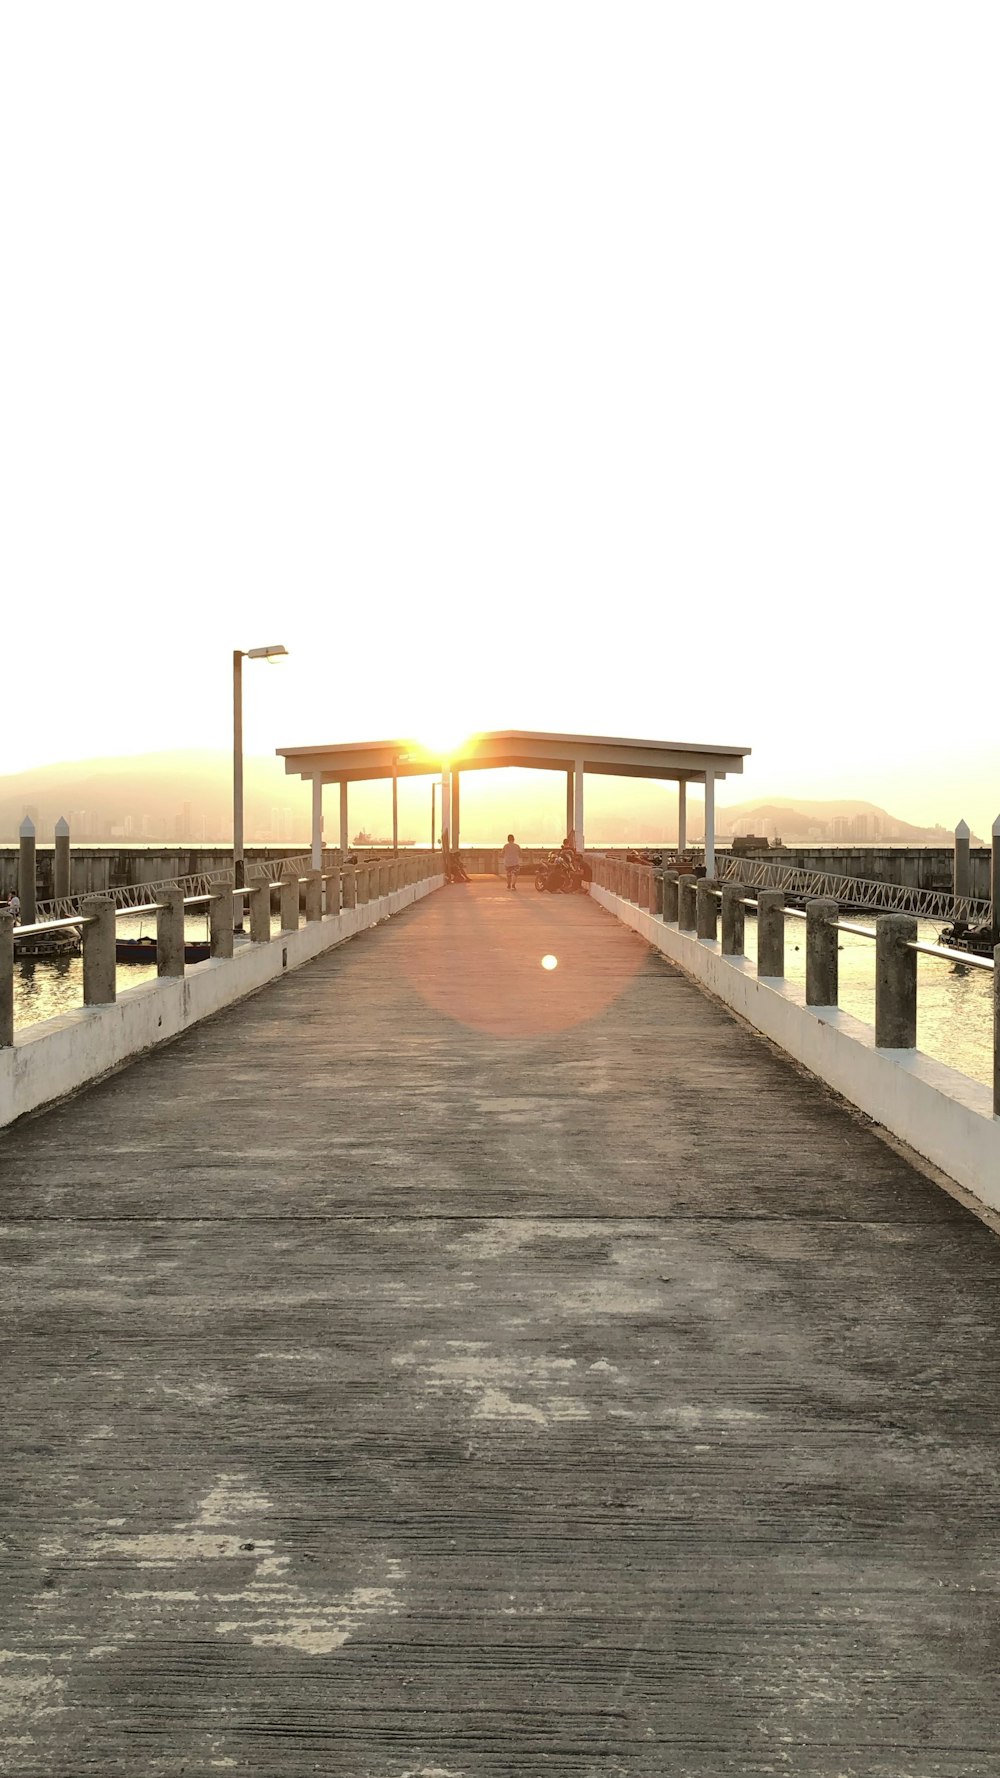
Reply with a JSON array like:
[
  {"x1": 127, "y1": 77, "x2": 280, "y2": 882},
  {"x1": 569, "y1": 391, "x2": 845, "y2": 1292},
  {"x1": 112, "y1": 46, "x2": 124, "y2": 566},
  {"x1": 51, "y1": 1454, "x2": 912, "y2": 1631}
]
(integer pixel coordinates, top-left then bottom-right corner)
[
  {"x1": 677, "y1": 781, "x2": 687, "y2": 853},
  {"x1": 574, "y1": 759, "x2": 584, "y2": 851},
  {"x1": 441, "y1": 768, "x2": 451, "y2": 850},
  {"x1": 311, "y1": 776, "x2": 323, "y2": 870},
  {"x1": 339, "y1": 781, "x2": 349, "y2": 856},
  {"x1": 704, "y1": 771, "x2": 715, "y2": 876}
]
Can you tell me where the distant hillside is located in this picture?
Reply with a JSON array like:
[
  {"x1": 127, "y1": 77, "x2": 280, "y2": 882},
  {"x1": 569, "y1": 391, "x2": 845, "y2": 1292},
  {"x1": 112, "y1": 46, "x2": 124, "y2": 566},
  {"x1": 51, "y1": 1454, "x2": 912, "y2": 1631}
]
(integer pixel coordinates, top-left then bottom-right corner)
[
  {"x1": 718, "y1": 798, "x2": 976, "y2": 846},
  {"x1": 0, "y1": 750, "x2": 309, "y2": 844},
  {"x1": 0, "y1": 751, "x2": 981, "y2": 848}
]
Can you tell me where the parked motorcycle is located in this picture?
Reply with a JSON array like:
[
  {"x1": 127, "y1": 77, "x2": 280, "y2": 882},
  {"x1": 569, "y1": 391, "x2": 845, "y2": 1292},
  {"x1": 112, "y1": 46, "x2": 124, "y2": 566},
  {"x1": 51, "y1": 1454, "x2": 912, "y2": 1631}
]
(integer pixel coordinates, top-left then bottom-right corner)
[{"x1": 534, "y1": 852, "x2": 588, "y2": 894}]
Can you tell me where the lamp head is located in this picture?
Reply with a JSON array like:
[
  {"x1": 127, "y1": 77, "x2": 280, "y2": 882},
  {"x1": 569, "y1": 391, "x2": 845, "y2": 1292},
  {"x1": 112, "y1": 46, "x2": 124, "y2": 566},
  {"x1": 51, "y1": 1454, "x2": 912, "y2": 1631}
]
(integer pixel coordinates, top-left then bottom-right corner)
[{"x1": 246, "y1": 644, "x2": 288, "y2": 661}]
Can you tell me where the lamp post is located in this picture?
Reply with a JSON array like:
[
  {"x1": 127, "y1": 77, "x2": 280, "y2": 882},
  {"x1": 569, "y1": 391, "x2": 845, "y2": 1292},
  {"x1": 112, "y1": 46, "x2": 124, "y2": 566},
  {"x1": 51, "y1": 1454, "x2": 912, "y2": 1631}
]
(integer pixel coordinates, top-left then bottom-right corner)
[
  {"x1": 391, "y1": 753, "x2": 411, "y2": 857},
  {"x1": 233, "y1": 644, "x2": 287, "y2": 928}
]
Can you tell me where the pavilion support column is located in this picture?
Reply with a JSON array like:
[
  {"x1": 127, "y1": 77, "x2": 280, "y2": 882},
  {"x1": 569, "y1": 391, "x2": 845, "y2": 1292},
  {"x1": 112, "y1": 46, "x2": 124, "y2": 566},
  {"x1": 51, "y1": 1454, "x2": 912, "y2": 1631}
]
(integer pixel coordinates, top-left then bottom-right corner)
[
  {"x1": 452, "y1": 772, "x2": 460, "y2": 851},
  {"x1": 311, "y1": 776, "x2": 323, "y2": 871},
  {"x1": 573, "y1": 759, "x2": 585, "y2": 851},
  {"x1": 441, "y1": 769, "x2": 451, "y2": 852},
  {"x1": 339, "y1": 781, "x2": 349, "y2": 858},
  {"x1": 566, "y1": 771, "x2": 574, "y2": 844},
  {"x1": 704, "y1": 771, "x2": 716, "y2": 876},
  {"x1": 677, "y1": 781, "x2": 687, "y2": 854}
]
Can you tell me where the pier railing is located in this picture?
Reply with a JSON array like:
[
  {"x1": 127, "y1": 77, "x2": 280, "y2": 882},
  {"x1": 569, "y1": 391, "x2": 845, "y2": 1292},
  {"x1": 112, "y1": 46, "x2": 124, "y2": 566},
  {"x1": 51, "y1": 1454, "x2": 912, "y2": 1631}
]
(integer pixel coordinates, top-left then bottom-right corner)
[
  {"x1": 1, "y1": 856, "x2": 436, "y2": 1047},
  {"x1": 591, "y1": 858, "x2": 1000, "y2": 1117}
]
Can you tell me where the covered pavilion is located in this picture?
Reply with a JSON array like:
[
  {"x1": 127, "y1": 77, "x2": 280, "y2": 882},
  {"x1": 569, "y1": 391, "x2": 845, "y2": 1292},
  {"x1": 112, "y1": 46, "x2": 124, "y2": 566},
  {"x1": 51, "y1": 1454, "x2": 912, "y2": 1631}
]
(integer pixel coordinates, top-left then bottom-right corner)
[{"x1": 276, "y1": 729, "x2": 751, "y2": 872}]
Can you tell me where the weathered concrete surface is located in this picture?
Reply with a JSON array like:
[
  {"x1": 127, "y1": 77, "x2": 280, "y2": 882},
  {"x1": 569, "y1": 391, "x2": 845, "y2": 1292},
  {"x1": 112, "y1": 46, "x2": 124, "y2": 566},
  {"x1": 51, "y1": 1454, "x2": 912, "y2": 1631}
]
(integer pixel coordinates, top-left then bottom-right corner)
[{"x1": 2, "y1": 881, "x2": 1000, "y2": 1775}]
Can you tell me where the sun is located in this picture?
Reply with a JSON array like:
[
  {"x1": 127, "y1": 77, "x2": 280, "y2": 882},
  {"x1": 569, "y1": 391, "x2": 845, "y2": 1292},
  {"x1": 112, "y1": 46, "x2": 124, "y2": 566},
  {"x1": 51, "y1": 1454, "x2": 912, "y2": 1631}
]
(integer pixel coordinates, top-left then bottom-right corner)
[{"x1": 416, "y1": 728, "x2": 474, "y2": 762}]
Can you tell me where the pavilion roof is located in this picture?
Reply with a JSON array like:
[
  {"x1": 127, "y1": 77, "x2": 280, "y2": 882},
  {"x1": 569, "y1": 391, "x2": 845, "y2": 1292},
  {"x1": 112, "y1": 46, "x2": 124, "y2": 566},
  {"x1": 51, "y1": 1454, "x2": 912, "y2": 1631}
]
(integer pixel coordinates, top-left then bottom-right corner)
[{"x1": 277, "y1": 729, "x2": 750, "y2": 785}]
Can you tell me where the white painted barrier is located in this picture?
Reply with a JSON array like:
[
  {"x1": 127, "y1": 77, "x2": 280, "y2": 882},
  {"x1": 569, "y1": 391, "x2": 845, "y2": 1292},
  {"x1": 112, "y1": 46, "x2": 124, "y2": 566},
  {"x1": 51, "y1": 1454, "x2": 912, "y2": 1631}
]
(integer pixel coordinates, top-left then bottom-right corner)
[
  {"x1": 0, "y1": 877, "x2": 445, "y2": 1130},
  {"x1": 593, "y1": 883, "x2": 1000, "y2": 1216}
]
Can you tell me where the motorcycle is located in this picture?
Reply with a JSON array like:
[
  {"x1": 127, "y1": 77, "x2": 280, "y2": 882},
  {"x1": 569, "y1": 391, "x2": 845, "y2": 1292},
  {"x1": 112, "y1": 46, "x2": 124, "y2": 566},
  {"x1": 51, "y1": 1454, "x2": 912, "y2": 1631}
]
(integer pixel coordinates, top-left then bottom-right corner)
[{"x1": 534, "y1": 851, "x2": 588, "y2": 894}]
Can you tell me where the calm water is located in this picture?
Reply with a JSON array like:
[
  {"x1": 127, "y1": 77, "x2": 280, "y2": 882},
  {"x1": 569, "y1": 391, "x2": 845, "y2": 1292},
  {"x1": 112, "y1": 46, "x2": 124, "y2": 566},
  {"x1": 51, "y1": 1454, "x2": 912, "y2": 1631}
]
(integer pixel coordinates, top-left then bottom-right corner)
[
  {"x1": 10, "y1": 907, "x2": 994, "y2": 1092},
  {"x1": 741, "y1": 913, "x2": 992, "y2": 1090},
  {"x1": 12, "y1": 911, "x2": 282, "y2": 1028}
]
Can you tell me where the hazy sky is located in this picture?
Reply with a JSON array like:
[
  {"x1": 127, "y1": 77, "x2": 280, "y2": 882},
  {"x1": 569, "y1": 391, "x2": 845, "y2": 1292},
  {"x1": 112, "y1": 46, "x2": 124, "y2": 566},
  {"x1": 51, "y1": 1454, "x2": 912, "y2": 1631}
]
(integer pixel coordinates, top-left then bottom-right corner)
[{"x1": 3, "y1": 5, "x2": 997, "y2": 835}]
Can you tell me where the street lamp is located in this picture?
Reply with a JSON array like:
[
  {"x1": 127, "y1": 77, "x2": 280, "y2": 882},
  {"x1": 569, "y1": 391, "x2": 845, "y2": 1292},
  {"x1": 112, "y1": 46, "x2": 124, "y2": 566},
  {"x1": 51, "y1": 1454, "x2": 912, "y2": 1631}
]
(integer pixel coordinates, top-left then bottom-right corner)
[
  {"x1": 233, "y1": 644, "x2": 287, "y2": 927},
  {"x1": 392, "y1": 752, "x2": 412, "y2": 856}
]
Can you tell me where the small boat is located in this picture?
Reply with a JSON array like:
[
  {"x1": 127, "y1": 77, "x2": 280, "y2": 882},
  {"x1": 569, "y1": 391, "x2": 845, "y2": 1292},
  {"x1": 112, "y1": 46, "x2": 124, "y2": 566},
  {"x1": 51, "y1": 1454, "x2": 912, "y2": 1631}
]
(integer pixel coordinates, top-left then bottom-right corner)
[
  {"x1": 116, "y1": 935, "x2": 212, "y2": 964},
  {"x1": 14, "y1": 928, "x2": 82, "y2": 959},
  {"x1": 939, "y1": 921, "x2": 996, "y2": 958}
]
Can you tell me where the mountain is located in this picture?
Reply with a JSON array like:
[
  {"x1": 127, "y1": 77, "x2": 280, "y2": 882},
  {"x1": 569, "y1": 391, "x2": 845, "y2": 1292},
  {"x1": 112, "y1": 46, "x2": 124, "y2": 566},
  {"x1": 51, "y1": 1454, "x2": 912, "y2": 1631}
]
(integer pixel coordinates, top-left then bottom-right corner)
[
  {"x1": 0, "y1": 751, "x2": 979, "y2": 848},
  {"x1": 717, "y1": 798, "x2": 975, "y2": 846},
  {"x1": 0, "y1": 751, "x2": 309, "y2": 845}
]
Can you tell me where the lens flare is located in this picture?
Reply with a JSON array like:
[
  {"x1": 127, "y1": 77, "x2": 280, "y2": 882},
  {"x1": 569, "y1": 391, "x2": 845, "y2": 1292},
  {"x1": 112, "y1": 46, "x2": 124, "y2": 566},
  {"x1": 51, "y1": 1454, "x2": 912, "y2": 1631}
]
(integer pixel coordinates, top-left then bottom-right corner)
[{"x1": 541, "y1": 954, "x2": 558, "y2": 971}]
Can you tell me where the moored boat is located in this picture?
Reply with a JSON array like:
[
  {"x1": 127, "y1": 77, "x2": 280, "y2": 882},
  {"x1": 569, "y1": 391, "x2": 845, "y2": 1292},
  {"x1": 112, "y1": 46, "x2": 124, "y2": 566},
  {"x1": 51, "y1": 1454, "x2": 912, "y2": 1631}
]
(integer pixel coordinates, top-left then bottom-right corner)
[
  {"x1": 116, "y1": 935, "x2": 212, "y2": 964},
  {"x1": 939, "y1": 921, "x2": 996, "y2": 958}
]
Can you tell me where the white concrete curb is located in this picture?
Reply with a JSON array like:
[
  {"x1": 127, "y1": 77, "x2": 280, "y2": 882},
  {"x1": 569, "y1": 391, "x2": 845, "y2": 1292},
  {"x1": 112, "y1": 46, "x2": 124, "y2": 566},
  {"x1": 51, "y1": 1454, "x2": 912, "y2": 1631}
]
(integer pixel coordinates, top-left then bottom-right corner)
[
  {"x1": 0, "y1": 877, "x2": 446, "y2": 1129},
  {"x1": 593, "y1": 884, "x2": 1000, "y2": 1215}
]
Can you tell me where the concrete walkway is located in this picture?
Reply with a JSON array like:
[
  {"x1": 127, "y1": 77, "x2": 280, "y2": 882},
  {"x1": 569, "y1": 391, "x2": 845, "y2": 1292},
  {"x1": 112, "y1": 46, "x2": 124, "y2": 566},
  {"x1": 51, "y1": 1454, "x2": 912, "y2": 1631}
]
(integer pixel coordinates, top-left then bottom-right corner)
[{"x1": 3, "y1": 880, "x2": 1000, "y2": 1776}]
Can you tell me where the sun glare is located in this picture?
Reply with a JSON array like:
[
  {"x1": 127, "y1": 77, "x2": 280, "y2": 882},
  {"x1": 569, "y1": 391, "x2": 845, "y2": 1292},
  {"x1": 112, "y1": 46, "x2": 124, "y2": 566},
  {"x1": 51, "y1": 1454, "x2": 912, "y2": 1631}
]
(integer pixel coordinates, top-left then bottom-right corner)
[
  {"x1": 541, "y1": 955, "x2": 558, "y2": 971},
  {"x1": 416, "y1": 729, "x2": 474, "y2": 761}
]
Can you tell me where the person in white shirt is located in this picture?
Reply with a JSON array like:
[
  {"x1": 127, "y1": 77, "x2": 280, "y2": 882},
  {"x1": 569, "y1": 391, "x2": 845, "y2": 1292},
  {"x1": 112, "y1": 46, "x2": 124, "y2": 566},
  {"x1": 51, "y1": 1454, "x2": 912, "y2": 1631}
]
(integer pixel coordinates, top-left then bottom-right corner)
[
  {"x1": 6, "y1": 892, "x2": 20, "y2": 923},
  {"x1": 500, "y1": 834, "x2": 522, "y2": 891}
]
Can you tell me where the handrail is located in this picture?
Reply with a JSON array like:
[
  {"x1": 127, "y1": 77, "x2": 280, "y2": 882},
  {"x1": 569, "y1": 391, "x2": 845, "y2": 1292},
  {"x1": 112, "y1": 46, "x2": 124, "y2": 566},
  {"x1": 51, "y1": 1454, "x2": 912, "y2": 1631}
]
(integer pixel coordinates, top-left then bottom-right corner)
[
  {"x1": 3, "y1": 854, "x2": 440, "y2": 1046},
  {"x1": 12, "y1": 916, "x2": 92, "y2": 938},
  {"x1": 589, "y1": 856, "x2": 998, "y2": 1113},
  {"x1": 907, "y1": 939, "x2": 994, "y2": 970}
]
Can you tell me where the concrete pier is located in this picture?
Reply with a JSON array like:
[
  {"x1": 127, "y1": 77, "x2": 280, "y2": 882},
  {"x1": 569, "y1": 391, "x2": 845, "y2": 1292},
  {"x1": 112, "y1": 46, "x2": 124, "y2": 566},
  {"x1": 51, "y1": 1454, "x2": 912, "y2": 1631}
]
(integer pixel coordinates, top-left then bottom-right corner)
[{"x1": 2, "y1": 881, "x2": 1000, "y2": 1771}]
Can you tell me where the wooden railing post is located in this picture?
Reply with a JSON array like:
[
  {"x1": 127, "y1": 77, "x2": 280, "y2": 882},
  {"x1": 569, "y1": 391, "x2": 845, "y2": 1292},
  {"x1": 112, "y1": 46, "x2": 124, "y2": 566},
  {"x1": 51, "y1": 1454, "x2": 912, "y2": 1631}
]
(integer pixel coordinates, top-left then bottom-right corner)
[
  {"x1": 806, "y1": 898, "x2": 839, "y2": 1006},
  {"x1": 994, "y1": 943, "x2": 1000, "y2": 1119},
  {"x1": 280, "y1": 875, "x2": 300, "y2": 932},
  {"x1": 696, "y1": 879, "x2": 718, "y2": 941},
  {"x1": 721, "y1": 884, "x2": 745, "y2": 956},
  {"x1": 662, "y1": 872, "x2": 679, "y2": 922},
  {"x1": 757, "y1": 889, "x2": 785, "y2": 977},
  {"x1": 82, "y1": 897, "x2": 117, "y2": 1004},
  {"x1": 248, "y1": 881, "x2": 271, "y2": 943},
  {"x1": 678, "y1": 878, "x2": 697, "y2": 932},
  {"x1": 305, "y1": 872, "x2": 323, "y2": 923},
  {"x1": 324, "y1": 869, "x2": 341, "y2": 916},
  {"x1": 209, "y1": 882, "x2": 235, "y2": 959},
  {"x1": 875, "y1": 914, "x2": 917, "y2": 1048},
  {"x1": 156, "y1": 888, "x2": 185, "y2": 978},
  {"x1": 342, "y1": 867, "x2": 357, "y2": 909},
  {"x1": 0, "y1": 910, "x2": 13, "y2": 1046}
]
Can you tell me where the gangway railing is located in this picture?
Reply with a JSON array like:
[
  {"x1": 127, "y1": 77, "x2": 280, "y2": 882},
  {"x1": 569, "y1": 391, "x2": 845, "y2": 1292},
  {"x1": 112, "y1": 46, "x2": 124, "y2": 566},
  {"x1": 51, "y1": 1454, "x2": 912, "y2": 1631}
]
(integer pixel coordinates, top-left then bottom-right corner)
[
  {"x1": 714, "y1": 854, "x2": 992, "y2": 926},
  {"x1": 591, "y1": 857, "x2": 1000, "y2": 1116},
  {"x1": 33, "y1": 852, "x2": 317, "y2": 923}
]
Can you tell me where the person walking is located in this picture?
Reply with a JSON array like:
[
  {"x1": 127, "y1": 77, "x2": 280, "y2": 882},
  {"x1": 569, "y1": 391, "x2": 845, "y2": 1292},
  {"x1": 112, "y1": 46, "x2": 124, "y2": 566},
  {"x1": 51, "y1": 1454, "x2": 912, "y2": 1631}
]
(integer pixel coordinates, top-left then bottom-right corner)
[{"x1": 500, "y1": 833, "x2": 522, "y2": 891}]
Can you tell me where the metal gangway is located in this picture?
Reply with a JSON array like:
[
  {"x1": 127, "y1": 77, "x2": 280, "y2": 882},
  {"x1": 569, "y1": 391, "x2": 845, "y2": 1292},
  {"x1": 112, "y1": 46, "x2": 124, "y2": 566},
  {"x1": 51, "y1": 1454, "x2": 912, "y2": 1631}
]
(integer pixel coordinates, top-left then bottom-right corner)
[
  {"x1": 33, "y1": 853, "x2": 315, "y2": 923},
  {"x1": 716, "y1": 855, "x2": 992, "y2": 927}
]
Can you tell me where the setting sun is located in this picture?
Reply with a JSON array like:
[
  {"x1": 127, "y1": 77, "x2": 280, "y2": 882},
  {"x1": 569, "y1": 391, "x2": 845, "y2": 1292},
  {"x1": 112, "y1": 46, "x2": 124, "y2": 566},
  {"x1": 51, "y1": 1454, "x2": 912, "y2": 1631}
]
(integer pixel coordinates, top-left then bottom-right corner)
[{"x1": 416, "y1": 729, "x2": 474, "y2": 762}]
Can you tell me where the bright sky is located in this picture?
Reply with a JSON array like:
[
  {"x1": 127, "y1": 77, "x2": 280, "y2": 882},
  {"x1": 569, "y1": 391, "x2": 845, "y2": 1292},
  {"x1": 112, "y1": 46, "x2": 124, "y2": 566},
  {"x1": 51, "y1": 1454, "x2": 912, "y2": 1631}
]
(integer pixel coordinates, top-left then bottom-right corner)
[{"x1": 3, "y1": 4, "x2": 997, "y2": 835}]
